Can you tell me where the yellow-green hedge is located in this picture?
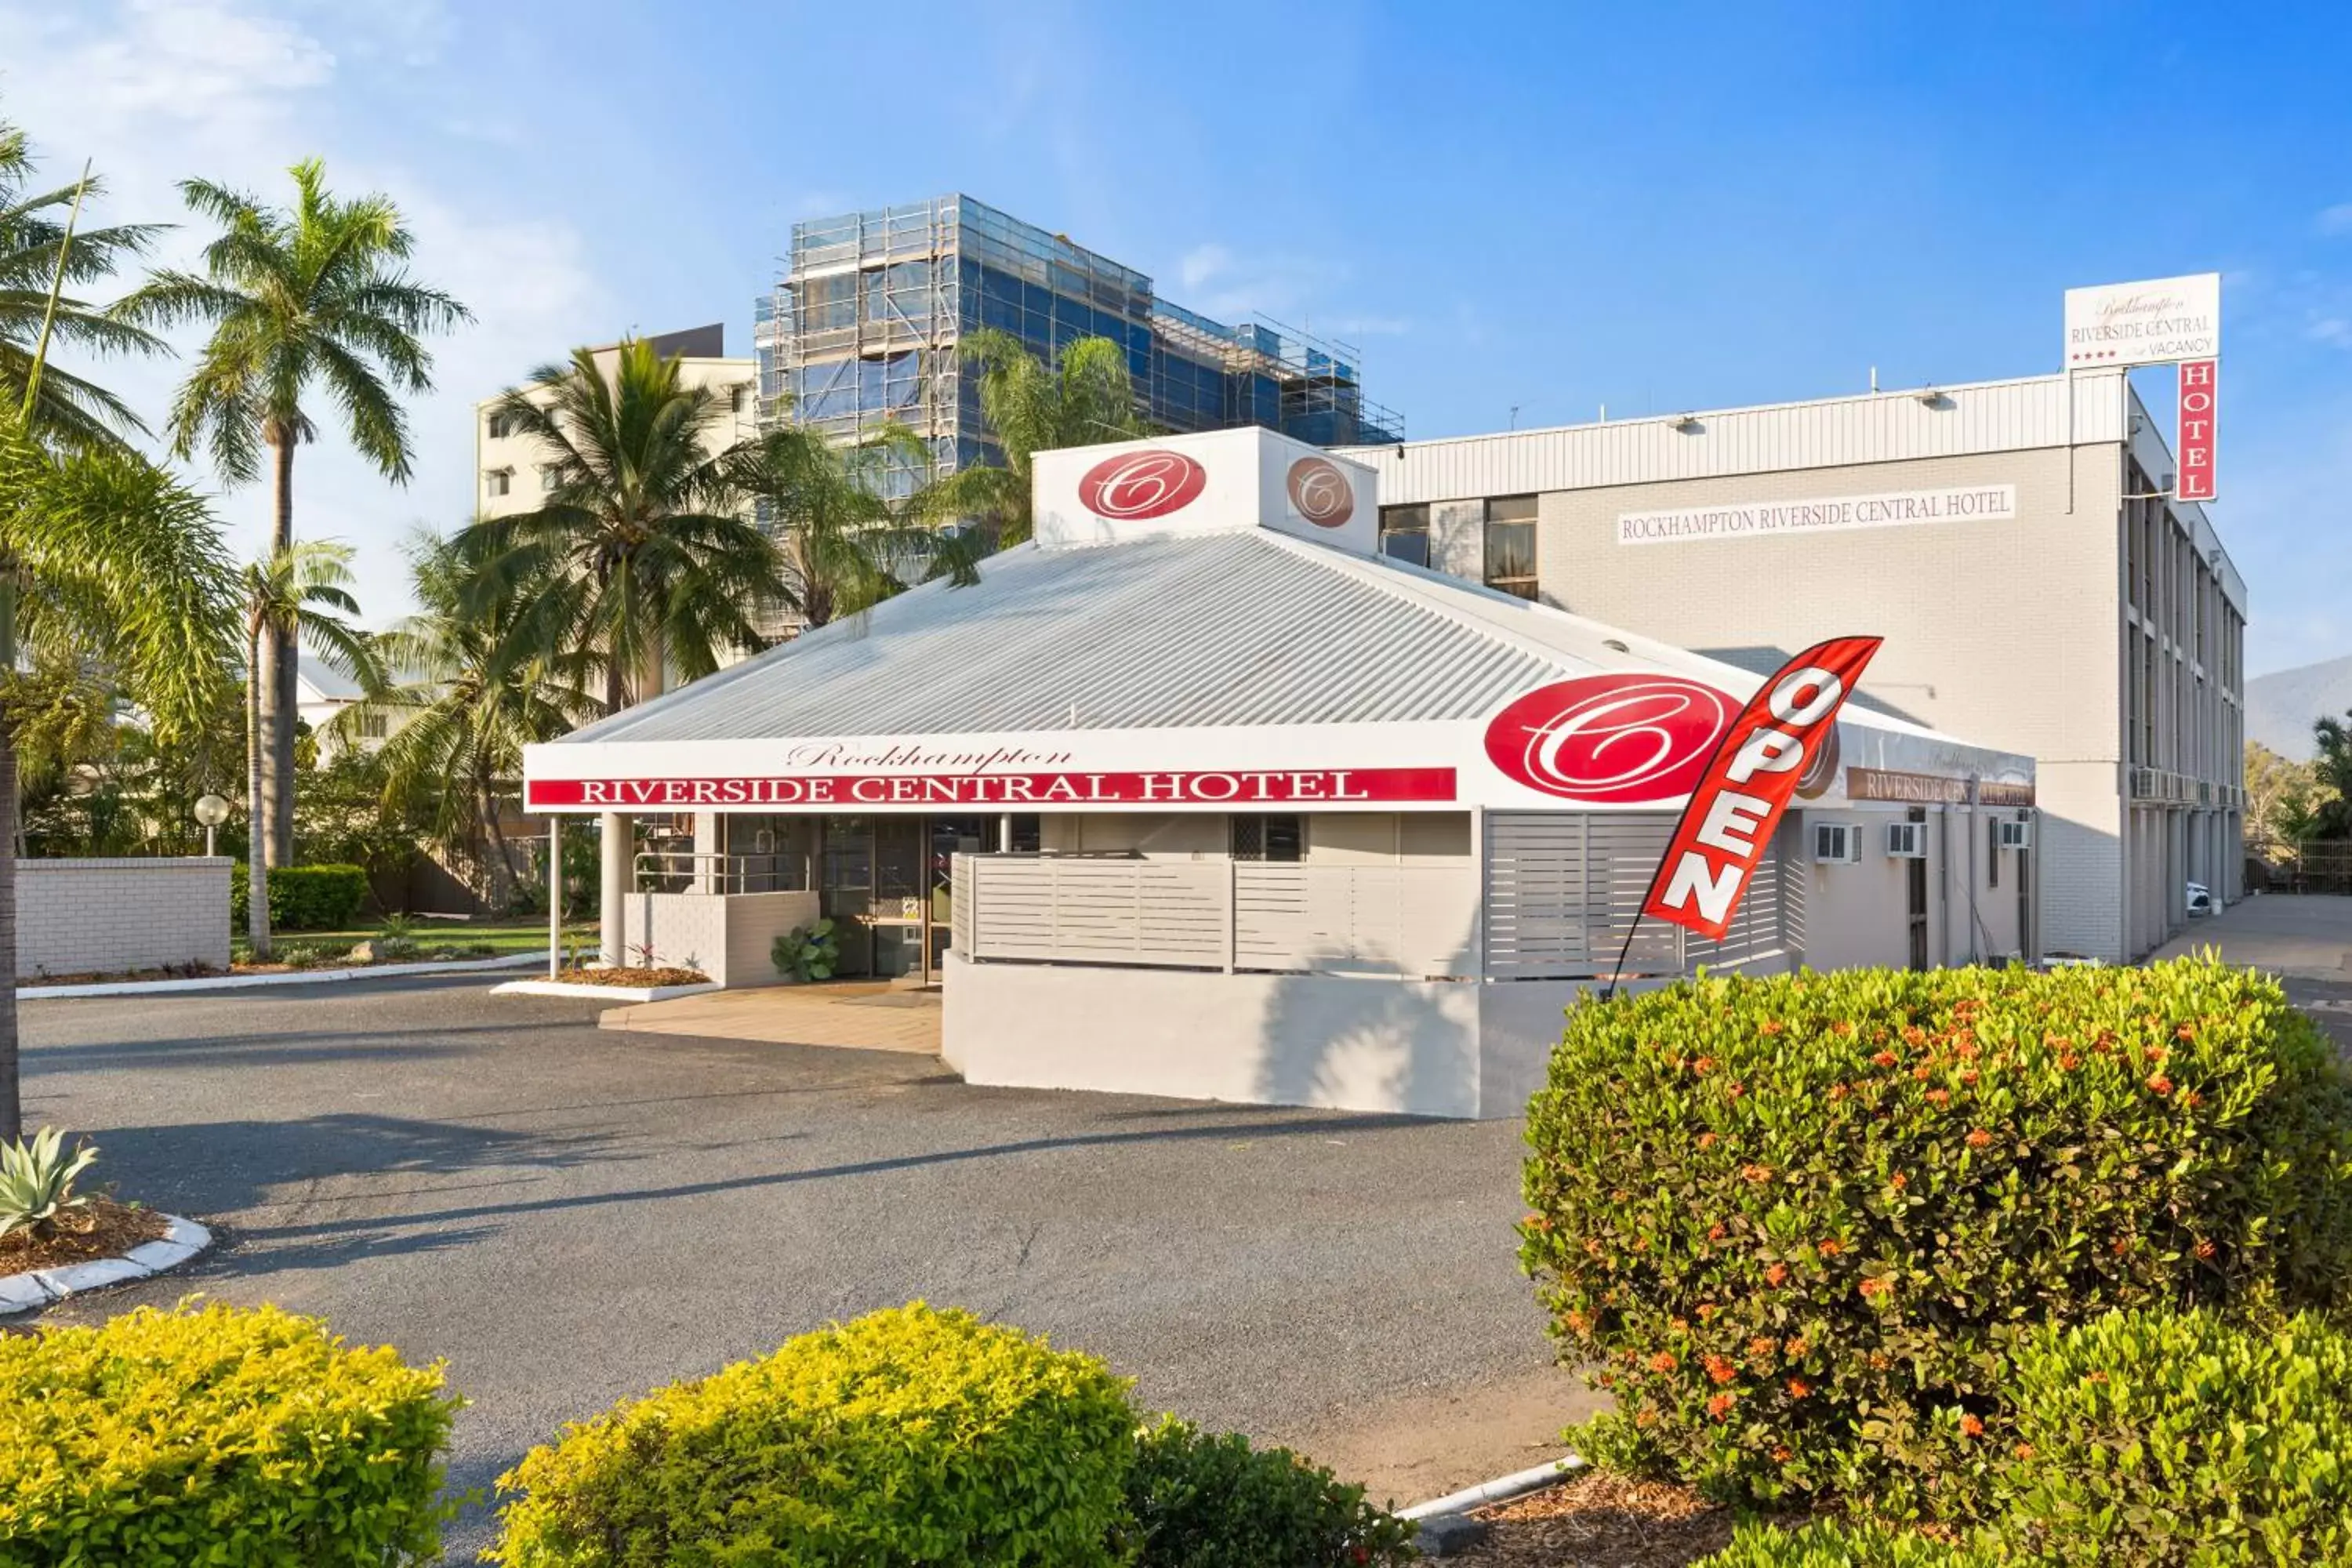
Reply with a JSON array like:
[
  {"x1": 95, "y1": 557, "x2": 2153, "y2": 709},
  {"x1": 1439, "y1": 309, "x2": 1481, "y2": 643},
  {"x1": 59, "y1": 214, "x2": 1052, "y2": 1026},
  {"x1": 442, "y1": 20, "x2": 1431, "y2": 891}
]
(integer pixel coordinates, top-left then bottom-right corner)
[
  {"x1": 488, "y1": 1301, "x2": 1138, "y2": 1567},
  {"x1": 1519, "y1": 957, "x2": 2352, "y2": 1517},
  {"x1": 0, "y1": 1301, "x2": 459, "y2": 1566}
]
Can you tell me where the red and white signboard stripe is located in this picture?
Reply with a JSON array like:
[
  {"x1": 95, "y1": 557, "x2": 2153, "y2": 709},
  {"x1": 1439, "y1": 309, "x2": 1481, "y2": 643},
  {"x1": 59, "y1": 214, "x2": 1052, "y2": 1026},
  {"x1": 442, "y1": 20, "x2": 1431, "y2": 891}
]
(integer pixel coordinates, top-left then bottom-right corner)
[
  {"x1": 2177, "y1": 359, "x2": 2217, "y2": 503},
  {"x1": 1639, "y1": 636, "x2": 1883, "y2": 942}
]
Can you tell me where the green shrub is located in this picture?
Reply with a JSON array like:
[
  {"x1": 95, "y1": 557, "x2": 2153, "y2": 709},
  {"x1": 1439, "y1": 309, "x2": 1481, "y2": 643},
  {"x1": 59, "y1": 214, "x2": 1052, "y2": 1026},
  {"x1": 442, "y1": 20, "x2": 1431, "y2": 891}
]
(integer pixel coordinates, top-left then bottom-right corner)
[
  {"x1": 0, "y1": 1301, "x2": 459, "y2": 1566},
  {"x1": 1987, "y1": 1307, "x2": 2352, "y2": 1564},
  {"x1": 231, "y1": 862, "x2": 371, "y2": 931},
  {"x1": 773, "y1": 916, "x2": 840, "y2": 983},
  {"x1": 488, "y1": 1301, "x2": 1137, "y2": 1567},
  {"x1": 1118, "y1": 1417, "x2": 1417, "y2": 1567},
  {"x1": 1519, "y1": 958, "x2": 2352, "y2": 1516},
  {"x1": 1696, "y1": 1520, "x2": 1991, "y2": 1566}
]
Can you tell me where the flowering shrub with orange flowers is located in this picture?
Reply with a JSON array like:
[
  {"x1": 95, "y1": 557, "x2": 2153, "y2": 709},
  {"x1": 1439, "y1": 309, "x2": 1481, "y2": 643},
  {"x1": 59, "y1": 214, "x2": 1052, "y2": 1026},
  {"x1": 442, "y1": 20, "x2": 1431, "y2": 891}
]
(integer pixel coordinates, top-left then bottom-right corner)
[{"x1": 1517, "y1": 956, "x2": 2352, "y2": 1520}]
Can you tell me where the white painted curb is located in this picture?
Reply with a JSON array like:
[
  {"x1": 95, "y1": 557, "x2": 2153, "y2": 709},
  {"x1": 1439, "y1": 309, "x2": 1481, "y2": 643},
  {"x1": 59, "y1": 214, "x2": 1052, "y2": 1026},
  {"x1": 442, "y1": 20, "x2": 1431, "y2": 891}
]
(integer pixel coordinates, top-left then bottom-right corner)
[
  {"x1": 0, "y1": 1214, "x2": 212, "y2": 1317},
  {"x1": 1399, "y1": 1454, "x2": 1585, "y2": 1521},
  {"x1": 21, "y1": 951, "x2": 551, "y2": 1000},
  {"x1": 492, "y1": 978, "x2": 723, "y2": 1003}
]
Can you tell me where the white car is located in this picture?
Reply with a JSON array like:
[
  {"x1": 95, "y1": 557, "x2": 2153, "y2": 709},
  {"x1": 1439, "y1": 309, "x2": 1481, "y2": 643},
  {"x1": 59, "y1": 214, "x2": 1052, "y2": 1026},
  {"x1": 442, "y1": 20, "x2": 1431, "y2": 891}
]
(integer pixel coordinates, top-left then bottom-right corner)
[{"x1": 2186, "y1": 882, "x2": 2213, "y2": 917}]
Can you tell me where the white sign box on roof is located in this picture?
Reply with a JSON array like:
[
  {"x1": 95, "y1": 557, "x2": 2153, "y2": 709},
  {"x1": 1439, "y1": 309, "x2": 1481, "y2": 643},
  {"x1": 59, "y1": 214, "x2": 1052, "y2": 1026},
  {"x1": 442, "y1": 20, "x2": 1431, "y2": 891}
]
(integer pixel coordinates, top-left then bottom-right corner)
[
  {"x1": 1030, "y1": 426, "x2": 1379, "y2": 555},
  {"x1": 2063, "y1": 273, "x2": 2220, "y2": 369}
]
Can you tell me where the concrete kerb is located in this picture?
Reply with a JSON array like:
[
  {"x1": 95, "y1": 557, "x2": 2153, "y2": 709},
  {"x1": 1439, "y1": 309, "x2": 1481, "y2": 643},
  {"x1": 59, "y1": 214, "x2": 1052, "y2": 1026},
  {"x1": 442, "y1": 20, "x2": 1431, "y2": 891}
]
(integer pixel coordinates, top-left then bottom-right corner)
[
  {"x1": 1401, "y1": 1453, "x2": 1586, "y2": 1558},
  {"x1": 0, "y1": 1214, "x2": 213, "y2": 1317},
  {"x1": 492, "y1": 978, "x2": 724, "y2": 1004},
  {"x1": 18, "y1": 951, "x2": 550, "y2": 1001}
]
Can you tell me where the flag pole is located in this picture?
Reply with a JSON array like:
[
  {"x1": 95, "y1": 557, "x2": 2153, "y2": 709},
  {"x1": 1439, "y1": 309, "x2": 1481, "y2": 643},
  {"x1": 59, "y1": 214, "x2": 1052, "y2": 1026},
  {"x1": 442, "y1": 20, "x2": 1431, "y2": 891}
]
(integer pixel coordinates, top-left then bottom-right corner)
[{"x1": 1599, "y1": 911, "x2": 1643, "y2": 1003}]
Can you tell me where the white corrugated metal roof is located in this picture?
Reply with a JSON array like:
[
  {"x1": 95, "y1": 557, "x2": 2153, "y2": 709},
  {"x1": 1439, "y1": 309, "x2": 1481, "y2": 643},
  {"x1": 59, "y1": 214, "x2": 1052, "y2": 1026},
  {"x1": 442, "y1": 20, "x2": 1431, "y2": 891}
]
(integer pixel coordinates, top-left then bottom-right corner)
[
  {"x1": 1339, "y1": 370, "x2": 2132, "y2": 504},
  {"x1": 562, "y1": 530, "x2": 1582, "y2": 744}
]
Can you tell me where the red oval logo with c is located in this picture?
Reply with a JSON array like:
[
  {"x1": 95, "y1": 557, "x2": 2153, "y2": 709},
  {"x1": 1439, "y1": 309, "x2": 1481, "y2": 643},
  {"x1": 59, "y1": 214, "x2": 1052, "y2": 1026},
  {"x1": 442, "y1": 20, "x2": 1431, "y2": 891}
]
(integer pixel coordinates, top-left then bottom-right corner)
[
  {"x1": 1078, "y1": 449, "x2": 1208, "y2": 521},
  {"x1": 1286, "y1": 456, "x2": 1355, "y2": 528},
  {"x1": 1484, "y1": 673, "x2": 1735, "y2": 803}
]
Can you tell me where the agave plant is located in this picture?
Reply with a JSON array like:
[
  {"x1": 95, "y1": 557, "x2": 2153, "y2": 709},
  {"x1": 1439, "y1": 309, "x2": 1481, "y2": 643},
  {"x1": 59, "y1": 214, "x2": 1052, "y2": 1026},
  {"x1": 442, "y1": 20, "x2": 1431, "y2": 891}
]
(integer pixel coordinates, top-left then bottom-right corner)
[{"x1": 0, "y1": 1125, "x2": 99, "y2": 1240}]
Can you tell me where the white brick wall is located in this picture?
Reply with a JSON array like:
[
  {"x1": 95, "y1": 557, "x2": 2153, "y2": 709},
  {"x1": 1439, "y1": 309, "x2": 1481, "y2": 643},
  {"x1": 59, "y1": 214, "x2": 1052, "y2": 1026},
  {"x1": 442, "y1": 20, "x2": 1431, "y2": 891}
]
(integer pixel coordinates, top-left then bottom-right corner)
[{"x1": 18, "y1": 858, "x2": 232, "y2": 979}]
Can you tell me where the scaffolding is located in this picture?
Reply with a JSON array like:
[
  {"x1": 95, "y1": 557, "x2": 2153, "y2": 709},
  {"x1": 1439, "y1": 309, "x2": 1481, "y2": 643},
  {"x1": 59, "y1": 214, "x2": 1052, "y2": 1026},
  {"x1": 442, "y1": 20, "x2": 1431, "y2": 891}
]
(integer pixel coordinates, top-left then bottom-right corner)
[{"x1": 754, "y1": 194, "x2": 1404, "y2": 499}]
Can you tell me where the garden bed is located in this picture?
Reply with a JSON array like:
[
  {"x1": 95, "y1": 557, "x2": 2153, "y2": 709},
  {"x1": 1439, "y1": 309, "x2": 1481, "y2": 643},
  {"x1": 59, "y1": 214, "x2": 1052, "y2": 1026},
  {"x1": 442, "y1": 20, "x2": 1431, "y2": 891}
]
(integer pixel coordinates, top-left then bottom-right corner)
[
  {"x1": 550, "y1": 965, "x2": 711, "y2": 989},
  {"x1": 0, "y1": 1198, "x2": 167, "y2": 1275},
  {"x1": 1455, "y1": 1473, "x2": 1749, "y2": 1566}
]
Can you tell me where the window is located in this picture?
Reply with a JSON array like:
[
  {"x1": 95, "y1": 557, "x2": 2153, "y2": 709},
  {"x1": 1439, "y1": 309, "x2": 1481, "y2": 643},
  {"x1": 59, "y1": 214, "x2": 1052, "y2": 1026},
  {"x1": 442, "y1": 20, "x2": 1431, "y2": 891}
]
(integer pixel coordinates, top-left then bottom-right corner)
[
  {"x1": 1987, "y1": 815, "x2": 2000, "y2": 888},
  {"x1": 1484, "y1": 495, "x2": 1538, "y2": 600},
  {"x1": 729, "y1": 384, "x2": 747, "y2": 415},
  {"x1": 1230, "y1": 814, "x2": 1302, "y2": 862},
  {"x1": 539, "y1": 463, "x2": 561, "y2": 492},
  {"x1": 1378, "y1": 503, "x2": 1429, "y2": 567},
  {"x1": 485, "y1": 467, "x2": 512, "y2": 498},
  {"x1": 486, "y1": 411, "x2": 514, "y2": 440},
  {"x1": 358, "y1": 712, "x2": 388, "y2": 741}
]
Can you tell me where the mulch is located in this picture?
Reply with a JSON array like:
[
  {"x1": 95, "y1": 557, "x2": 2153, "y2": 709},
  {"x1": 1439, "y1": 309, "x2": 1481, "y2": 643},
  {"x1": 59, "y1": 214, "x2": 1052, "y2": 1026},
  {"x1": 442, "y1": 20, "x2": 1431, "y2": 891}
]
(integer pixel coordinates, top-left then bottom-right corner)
[
  {"x1": 1450, "y1": 1471, "x2": 1772, "y2": 1566},
  {"x1": 0, "y1": 1199, "x2": 169, "y2": 1276},
  {"x1": 554, "y1": 967, "x2": 710, "y2": 987}
]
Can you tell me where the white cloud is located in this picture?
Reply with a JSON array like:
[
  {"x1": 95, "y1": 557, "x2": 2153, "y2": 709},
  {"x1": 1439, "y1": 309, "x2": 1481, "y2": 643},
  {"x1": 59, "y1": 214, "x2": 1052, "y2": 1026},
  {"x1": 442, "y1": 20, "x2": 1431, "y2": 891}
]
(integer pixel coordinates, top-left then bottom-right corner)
[
  {"x1": 0, "y1": 0, "x2": 613, "y2": 622},
  {"x1": 2318, "y1": 202, "x2": 2352, "y2": 236},
  {"x1": 2310, "y1": 316, "x2": 2352, "y2": 349}
]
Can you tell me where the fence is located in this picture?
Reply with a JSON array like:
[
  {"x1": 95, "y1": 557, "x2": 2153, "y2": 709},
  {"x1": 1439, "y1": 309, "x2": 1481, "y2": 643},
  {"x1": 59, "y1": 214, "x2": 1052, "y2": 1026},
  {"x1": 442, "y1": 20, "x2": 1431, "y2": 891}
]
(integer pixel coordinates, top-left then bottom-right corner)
[{"x1": 954, "y1": 856, "x2": 1479, "y2": 978}]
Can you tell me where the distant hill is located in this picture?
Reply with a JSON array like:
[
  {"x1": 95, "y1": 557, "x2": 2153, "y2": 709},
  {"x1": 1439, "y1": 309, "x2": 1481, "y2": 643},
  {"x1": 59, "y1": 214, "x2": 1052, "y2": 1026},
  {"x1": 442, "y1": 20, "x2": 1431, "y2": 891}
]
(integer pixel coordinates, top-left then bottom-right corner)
[{"x1": 2246, "y1": 653, "x2": 2352, "y2": 760}]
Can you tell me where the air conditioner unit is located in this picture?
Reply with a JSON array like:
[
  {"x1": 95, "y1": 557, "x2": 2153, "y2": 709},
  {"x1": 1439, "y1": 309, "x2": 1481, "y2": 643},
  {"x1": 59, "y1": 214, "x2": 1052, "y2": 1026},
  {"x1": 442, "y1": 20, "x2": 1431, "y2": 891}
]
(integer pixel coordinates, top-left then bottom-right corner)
[
  {"x1": 1884, "y1": 822, "x2": 1928, "y2": 859},
  {"x1": 1813, "y1": 822, "x2": 1860, "y2": 865},
  {"x1": 1998, "y1": 819, "x2": 2032, "y2": 851}
]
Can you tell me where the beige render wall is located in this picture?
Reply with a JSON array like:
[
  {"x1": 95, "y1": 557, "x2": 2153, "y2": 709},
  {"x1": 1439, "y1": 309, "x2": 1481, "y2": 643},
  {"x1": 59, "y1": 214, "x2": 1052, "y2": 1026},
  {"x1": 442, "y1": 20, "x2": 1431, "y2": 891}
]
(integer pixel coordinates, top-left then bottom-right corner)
[
  {"x1": 19, "y1": 858, "x2": 231, "y2": 979},
  {"x1": 1531, "y1": 443, "x2": 2127, "y2": 960}
]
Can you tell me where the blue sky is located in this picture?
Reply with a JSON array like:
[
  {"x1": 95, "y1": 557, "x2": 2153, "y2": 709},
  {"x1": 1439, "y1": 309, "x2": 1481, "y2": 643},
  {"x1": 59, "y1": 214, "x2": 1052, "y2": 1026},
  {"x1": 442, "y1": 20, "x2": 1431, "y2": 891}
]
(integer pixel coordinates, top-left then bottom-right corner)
[{"x1": 5, "y1": 2, "x2": 2347, "y2": 673}]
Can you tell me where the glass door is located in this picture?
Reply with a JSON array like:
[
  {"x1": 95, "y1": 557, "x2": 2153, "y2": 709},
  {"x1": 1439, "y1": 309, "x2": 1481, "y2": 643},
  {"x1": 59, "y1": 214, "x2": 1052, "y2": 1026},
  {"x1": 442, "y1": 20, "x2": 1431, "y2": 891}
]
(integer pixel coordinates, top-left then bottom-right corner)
[{"x1": 821, "y1": 816, "x2": 875, "y2": 976}]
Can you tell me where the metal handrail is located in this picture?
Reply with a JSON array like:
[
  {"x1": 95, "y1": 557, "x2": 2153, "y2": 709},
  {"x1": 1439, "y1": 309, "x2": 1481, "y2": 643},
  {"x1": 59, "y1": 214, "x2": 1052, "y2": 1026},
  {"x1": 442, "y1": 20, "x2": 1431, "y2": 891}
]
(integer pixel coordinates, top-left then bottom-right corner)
[{"x1": 632, "y1": 850, "x2": 811, "y2": 895}]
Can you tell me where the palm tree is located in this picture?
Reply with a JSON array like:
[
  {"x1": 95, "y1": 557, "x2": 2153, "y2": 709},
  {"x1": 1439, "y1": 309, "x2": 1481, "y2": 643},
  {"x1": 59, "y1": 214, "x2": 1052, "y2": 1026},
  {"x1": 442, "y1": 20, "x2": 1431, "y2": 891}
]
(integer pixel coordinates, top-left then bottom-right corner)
[
  {"x1": 914, "y1": 328, "x2": 1144, "y2": 546},
  {"x1": 473, "y1": 338, "x2": 787, "y2": 711},
  {"x1": 355, "y1": 529, "x2": 599, "y2": 913},
  {"x1": 0, "y1": 114, "x2": 168, "y2": 448},
  {"x1": 728, "y1": 420, "x2": 978, "y2": 631},
  {"x1": 121, "y1": 158, "x2": 469, "y2": 880},
  {"x1": 238, "y1": 540, "x2": 383, "y2": 959},
  {"x1": 0, "y1": 335, "x2": 238, "y2": 1142}
]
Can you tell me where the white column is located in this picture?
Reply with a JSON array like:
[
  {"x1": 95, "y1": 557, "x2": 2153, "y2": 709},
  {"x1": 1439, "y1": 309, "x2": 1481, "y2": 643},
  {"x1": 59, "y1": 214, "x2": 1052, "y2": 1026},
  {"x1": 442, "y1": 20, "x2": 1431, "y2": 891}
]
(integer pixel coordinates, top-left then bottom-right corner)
[
  {"x1": 547, "y1": 815, "x2": 562, "y2": 979},
  {"x1": 600, "y1": 811, "x2": 628, "y2": 966}
]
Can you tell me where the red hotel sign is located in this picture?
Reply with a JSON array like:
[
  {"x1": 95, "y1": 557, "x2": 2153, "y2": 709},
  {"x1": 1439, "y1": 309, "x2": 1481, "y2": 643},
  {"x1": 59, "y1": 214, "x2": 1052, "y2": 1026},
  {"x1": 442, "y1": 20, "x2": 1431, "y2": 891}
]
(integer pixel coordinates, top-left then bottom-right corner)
[
  {"x1": 2176, "y1": 359, "x2": 2216, "y2": 503},
  {"x1": 526, "y1": 768, "x2": 1457, "y2": 810}
]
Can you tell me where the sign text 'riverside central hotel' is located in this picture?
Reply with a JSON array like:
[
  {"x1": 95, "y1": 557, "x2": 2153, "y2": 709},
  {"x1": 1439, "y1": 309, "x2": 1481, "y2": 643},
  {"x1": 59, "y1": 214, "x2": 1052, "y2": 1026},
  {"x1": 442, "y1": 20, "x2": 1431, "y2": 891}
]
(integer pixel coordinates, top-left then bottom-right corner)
[{"x1": 1617, "y1": 484, "x2": 2018, "y2": 546}]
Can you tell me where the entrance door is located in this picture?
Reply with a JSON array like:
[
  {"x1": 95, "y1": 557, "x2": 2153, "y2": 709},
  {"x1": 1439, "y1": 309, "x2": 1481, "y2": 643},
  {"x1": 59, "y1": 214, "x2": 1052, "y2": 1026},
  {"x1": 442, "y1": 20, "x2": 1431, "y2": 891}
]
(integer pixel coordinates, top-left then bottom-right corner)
[
  {"x1": 869, "y1": 816, "x2": 926, "y2": 979},
  {"x1": 929, "y1": 815, "x2": 989, "y2": 972},
  {"x1": 822, "y1": 816, "x2": 875, "y2": 976},
  {"x1": 1907, "y1": 807, "x2": 1930, "y2": 971}
]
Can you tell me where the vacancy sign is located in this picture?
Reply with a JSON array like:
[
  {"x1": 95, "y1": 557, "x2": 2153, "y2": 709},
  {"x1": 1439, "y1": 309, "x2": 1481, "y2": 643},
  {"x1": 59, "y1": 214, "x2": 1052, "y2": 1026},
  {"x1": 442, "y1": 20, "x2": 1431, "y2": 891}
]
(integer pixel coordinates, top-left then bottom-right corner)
[
  {"x1": 1641, "y1": 637, "x2": 1882, "y2": 941},
  {"x1": 2177, "y1": 359, "x2": 2218, "y2": 502},
  {"x1": 2063, "y1": 273, "x2": 2220, "y2": 368}
]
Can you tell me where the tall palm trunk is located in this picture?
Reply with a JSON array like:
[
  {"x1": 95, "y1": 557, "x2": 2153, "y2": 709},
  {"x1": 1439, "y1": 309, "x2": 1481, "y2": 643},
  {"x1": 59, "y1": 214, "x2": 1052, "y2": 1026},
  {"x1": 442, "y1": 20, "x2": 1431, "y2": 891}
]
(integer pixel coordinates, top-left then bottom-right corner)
[
  {"x1": 0, "y1": 714, "x2": 19, "y2": 1143},
  {"x1": 244, "y1": 615, "x2": 272, "y2": 960},
  {"x1": 260, "y1": 430, "x2": 296, "y2": 867},
  {"x1": 480, "y1": 779, "x2": 514, "y2": 914}
]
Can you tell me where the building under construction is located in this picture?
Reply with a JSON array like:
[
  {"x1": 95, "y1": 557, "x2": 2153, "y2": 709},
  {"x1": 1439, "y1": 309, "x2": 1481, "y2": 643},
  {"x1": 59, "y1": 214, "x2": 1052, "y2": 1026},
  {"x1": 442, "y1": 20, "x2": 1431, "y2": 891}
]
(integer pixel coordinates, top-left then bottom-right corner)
[{"x1": 753, "y1": 194, "x2": 1403, "y2": 498}]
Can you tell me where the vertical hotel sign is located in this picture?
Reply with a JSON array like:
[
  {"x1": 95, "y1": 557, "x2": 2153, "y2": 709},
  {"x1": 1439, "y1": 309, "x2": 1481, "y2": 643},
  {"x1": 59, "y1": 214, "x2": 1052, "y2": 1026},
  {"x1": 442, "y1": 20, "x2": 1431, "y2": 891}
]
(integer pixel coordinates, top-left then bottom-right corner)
[
  {"x1": 2063, "y1": 272, "x2": 2222, "y2": 502},
  {"x1": 2176, "y1": 360, "x2": 2217, "y2": 502}
]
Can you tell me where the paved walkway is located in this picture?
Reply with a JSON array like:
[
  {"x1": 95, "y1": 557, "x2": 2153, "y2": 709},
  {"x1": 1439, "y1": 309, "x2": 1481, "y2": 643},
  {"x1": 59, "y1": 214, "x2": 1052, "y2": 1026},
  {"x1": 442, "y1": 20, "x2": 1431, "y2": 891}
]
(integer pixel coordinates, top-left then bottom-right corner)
[
  {"x1": 2148, "y1": 893, "x2": 2352, "y2": 980},
  {"x1": 2149, "y1": 893, "x2": 2352, "y2": 1054},
  {"x1": 597, "y1": 982, "x2": 942, "y2": 1054}
]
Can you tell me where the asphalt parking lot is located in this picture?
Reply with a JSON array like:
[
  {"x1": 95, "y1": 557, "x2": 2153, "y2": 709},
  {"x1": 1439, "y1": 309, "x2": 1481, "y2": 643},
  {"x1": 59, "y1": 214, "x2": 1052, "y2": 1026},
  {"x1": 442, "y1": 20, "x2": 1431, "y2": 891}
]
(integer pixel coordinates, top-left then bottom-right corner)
[{"x1": 18, "y1": 975, "x2": 1582, "y2": 1553}]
